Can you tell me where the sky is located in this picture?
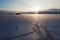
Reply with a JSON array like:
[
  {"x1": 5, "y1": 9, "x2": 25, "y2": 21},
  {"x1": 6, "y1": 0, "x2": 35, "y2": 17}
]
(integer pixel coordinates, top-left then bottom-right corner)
[{"x1": 0, "y1": 0, "x2": 60, "y2": 12}]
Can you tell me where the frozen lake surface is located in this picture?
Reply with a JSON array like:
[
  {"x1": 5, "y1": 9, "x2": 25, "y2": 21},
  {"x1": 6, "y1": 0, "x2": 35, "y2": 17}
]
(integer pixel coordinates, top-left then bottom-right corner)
[{"x1": 0, "y1": 14, "x2": 60, "y2": 40}]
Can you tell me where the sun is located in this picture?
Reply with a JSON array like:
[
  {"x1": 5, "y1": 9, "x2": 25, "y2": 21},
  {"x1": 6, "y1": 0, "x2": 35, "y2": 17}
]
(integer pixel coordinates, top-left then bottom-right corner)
[{"x1": 32, "y1": 6, "x2": 40, "y2": 13}]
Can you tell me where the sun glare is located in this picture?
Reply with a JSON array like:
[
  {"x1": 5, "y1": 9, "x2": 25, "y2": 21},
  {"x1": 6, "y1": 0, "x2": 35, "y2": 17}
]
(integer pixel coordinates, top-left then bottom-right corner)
[{"x1": 32, "y1": 6, "x2": 40, "y2": 13}]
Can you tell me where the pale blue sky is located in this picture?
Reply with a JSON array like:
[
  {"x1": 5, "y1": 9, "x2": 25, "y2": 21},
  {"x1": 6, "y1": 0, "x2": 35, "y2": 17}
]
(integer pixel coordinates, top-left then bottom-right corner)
[{"x1": 0, "y1": 0, "x2": 60, "y2": 11}]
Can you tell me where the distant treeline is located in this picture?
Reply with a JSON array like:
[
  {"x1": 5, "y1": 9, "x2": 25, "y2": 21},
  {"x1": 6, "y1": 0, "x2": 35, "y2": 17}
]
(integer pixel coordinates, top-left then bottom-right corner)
[
  {"x1": 38, "y1": 11, "x2": 60, "y2": 14},
  {"x1": 0, "y1": 9, "x2": 60, "y2": 14}
]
